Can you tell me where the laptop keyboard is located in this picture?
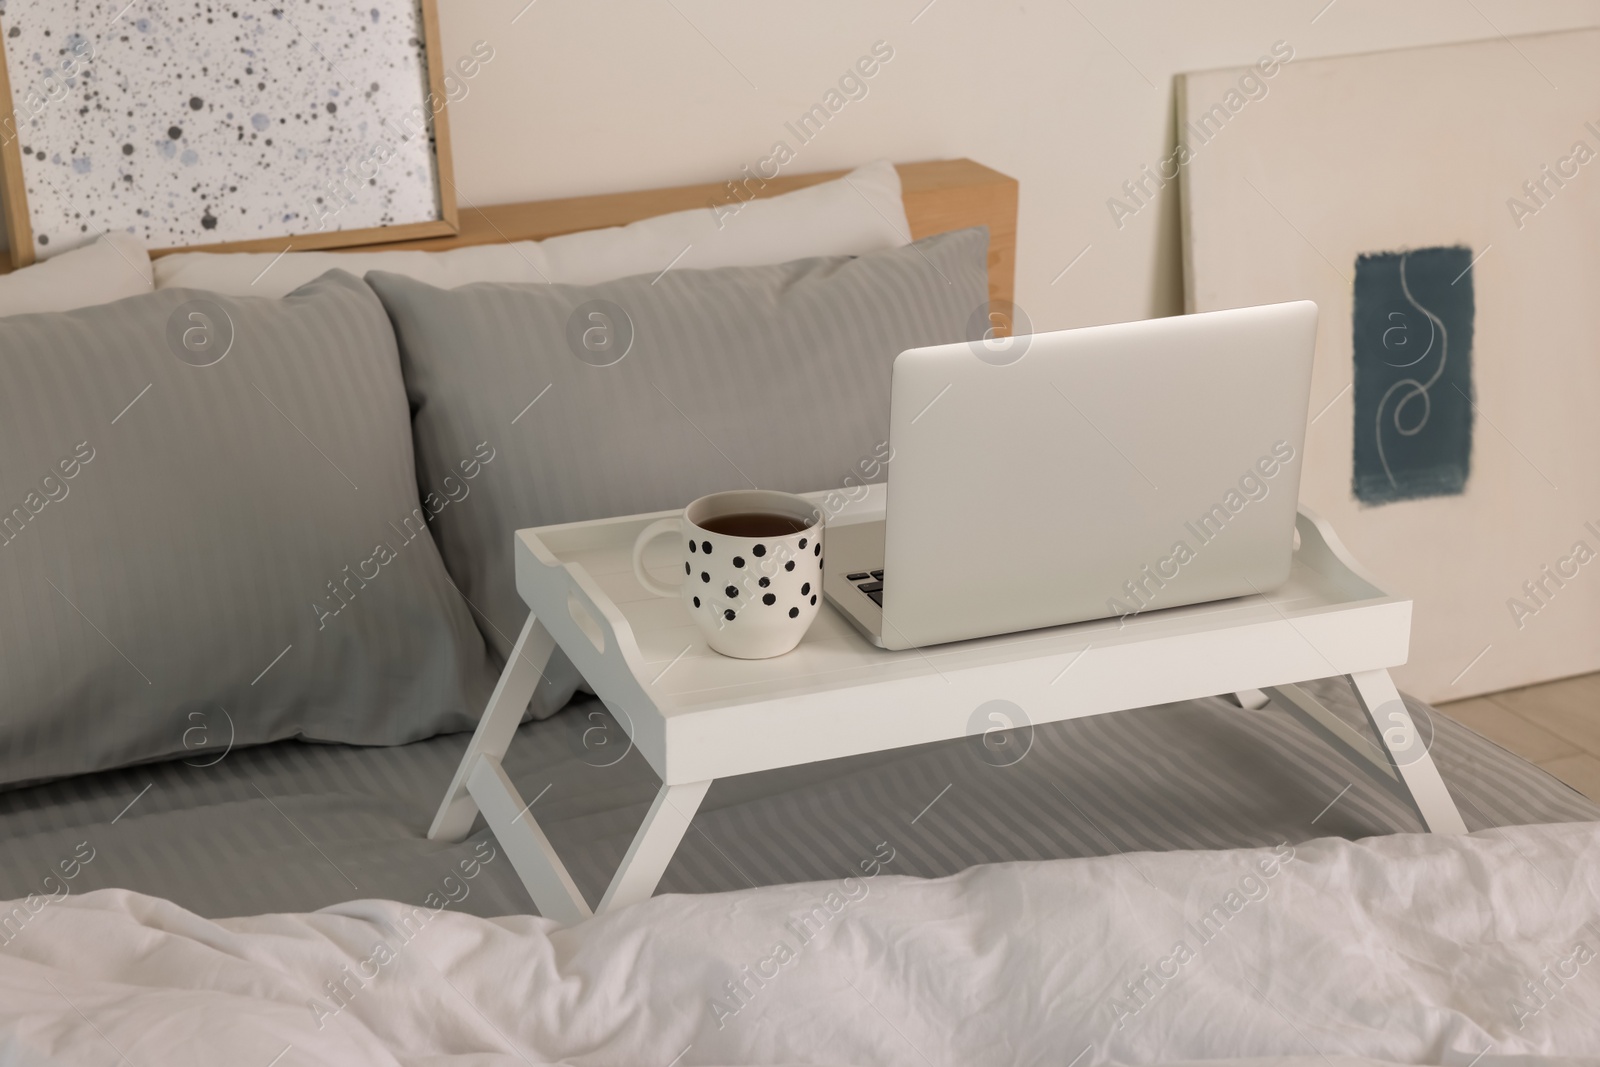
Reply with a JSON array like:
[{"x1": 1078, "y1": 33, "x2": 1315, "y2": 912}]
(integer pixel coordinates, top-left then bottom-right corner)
[{"x1": 846, "y1": 571, "x2": 886, "y2": 606}]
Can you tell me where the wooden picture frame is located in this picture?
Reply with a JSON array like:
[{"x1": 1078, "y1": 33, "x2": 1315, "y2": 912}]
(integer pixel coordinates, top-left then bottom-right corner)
[{"x1": 0, "y1": 0, "x2": 458, "y2": 269}]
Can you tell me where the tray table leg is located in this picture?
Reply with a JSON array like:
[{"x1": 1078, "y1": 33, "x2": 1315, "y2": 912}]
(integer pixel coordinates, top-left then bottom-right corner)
[
  {"x1": 597, "y1": 779, "x2": 713, "y2": 915},
  {"x1": 1346, "y1": 669, "x2": 1468, "y2": 834},
  {"x1": 468, "y1": 753, "x2": 592, "y2": 924},
  {"x1": 428, "y1": 612, "x2": 555, "y2": 842}
]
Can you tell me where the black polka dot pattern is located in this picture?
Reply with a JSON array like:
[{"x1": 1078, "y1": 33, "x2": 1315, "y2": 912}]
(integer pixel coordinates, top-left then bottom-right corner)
[{"x1": 677, "y1": 525, "x2": 826, "y2": 648}]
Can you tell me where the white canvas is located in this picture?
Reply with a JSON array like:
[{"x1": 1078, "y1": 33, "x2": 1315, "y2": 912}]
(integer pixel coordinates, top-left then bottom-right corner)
[
  {"x1": 1, "y1": 0, "x2": 445, "y2": 260},
  {"x1": 1178, "y1": 30, "x2": 1600, "y2": 702}
]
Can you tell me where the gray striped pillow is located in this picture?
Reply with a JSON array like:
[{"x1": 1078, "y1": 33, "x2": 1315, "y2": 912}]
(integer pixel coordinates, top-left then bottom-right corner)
[
  {"x1": 366, "y1": 227, "x2": 989, "y2": 678},
  {"x1": 0, "y1": 271, "x2": 496, "y2": 789}
]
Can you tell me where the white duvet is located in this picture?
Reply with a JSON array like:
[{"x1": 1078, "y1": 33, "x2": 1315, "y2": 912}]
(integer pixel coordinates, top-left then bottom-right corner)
[{"x1": 3, "y1": 824, "x2": 1599, "y2": 1066}]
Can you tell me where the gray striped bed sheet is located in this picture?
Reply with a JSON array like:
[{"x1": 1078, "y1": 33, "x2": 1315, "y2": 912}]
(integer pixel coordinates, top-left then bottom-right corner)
[{"x1": 1, "y1": 679, "x2": 1593, "y2": 920}]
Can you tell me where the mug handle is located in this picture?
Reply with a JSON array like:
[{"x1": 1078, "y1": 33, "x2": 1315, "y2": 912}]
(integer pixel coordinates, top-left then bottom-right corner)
[{"x1": 631, "y1": 517, "x2": 684, "y2": 598}]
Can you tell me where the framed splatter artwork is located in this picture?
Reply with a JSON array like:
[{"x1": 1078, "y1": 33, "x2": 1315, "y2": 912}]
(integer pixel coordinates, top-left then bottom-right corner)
[{"x1": 0, "y1": 0, "x2": 457, "y2": 268}]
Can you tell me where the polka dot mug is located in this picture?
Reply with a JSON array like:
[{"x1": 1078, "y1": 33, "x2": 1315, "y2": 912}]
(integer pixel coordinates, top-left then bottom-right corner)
[{"x1": 632, "y1": 490, "x2": 825, "y2": 659}]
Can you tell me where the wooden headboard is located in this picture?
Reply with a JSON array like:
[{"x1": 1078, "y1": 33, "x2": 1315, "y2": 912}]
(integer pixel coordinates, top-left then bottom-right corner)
[
  {"x1": 310, "y1": 158, "x2": 1018, "y2": 309},
  {"x1": 3, "y1": 159, "x2": 1018, "y2": 303}
]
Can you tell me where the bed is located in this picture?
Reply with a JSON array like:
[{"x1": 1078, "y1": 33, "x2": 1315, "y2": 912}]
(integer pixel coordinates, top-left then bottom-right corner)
[
  {"x1": 1, "y1": 680, "x2": 1595, "y2": 920},
  {"x1": 3, "y1": 159, "x2": 1598, "y2": 1065}
]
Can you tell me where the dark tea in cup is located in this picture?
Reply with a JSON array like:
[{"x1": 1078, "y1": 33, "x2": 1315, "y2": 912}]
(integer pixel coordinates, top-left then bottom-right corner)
[{"x1": 697, "y1": 512, "x2": 813, "y2": 538}]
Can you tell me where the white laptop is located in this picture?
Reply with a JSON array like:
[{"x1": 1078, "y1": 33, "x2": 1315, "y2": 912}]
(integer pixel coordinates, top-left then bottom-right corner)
[{"x1": 823, "y1": 300, "x2": 1319, "y2": 650}]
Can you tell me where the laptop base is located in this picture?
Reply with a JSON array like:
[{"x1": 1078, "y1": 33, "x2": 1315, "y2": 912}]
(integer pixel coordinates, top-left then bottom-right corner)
[{"x1": 821, "y1": 518, "x2": 891, "y2": 648}]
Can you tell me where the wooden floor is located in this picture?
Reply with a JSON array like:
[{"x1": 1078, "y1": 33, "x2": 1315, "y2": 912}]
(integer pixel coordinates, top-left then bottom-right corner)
[{"x1": 1437, "y1": 672, "x2": 1600, "y2": 802}]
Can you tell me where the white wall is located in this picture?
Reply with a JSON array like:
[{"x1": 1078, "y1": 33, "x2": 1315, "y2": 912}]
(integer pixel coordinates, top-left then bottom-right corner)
[{"x1": 438, "y1": 0, "x2": 1600, "y2": 332}]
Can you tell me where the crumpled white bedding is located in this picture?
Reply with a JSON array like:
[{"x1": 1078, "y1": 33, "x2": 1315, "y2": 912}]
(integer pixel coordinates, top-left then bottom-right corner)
[{"x1": 3, "y1": 823, "x2": 1598, "y2": 1067}]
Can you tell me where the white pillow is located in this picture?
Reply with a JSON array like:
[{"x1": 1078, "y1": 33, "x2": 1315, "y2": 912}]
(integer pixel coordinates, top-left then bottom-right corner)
[
  {"x1": 537, "y1": 157, "x2": 910, "y2": 285},
  {"x1": 153, "y1": 160, "x2": 911, "y2": 298},
  {"x1": 0, "y1": 233, "x2": 154, "y2": 316}
]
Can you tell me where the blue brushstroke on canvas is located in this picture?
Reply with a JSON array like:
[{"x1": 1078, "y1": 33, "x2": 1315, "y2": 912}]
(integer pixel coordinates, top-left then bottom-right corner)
[{"x1": 1351, "y1": 246, "x2": 1475, "y2": 505}]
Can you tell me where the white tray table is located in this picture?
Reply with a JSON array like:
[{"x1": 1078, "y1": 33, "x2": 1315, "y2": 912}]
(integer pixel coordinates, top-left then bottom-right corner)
[{"x1": 429, "y1": 485, "x2": 1466, "y2": 924}]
